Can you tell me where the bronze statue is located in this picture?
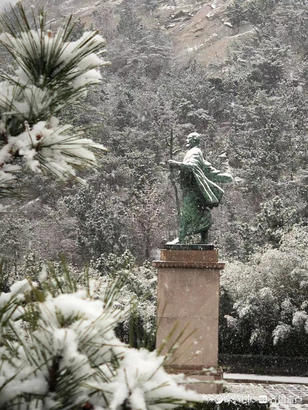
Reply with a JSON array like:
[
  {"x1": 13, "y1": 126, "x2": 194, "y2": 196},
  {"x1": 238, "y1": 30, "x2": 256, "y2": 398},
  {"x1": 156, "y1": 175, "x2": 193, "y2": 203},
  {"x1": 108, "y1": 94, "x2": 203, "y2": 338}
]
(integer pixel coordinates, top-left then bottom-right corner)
[{"x1": 169, "y1": 132, "x2": 232, "y2": 243}]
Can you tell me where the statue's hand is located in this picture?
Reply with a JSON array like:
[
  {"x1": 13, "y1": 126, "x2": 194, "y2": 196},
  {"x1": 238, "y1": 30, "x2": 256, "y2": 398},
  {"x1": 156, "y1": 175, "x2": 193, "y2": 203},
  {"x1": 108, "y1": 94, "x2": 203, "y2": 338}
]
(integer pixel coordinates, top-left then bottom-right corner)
[
  {"x1": 220, "y1": 173, "x2": 233, "y2": 182},
  {"x1": 169, "y1": 159, "x2": 181, "y2": 168}
]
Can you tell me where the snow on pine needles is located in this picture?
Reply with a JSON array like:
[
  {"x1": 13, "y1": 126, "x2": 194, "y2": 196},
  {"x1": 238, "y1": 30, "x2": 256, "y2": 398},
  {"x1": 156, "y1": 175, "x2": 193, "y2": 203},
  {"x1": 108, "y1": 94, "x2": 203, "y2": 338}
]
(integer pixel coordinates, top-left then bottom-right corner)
[
  {"x1": 0, "y1": 4, "x2": 108, "y2": 196},
  {"x1": 0, "y1": 267, "x2": 201, "y2": 409}
]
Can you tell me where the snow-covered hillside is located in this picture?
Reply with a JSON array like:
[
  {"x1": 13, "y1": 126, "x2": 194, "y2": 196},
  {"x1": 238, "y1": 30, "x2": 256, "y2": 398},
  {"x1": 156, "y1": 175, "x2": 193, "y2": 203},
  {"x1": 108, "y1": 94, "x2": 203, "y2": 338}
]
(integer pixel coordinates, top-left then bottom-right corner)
[{"x1": 21, "y1": 0, "x2": 253, "y2": 67}]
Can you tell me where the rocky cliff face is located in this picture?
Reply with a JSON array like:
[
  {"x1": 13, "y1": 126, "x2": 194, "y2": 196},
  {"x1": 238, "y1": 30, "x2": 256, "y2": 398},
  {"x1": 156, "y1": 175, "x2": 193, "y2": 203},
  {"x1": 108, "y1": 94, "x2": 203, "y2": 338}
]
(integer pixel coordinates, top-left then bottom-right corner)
[
  {"x1": 166, "y1": 0, "x2": 254, "y2": 67},
  {"x1": 21, "y1": 0, "x2": 253, "y2": 68},
  {"x1": 140, "y1": 0, "x2": 249, "y2": 67}
]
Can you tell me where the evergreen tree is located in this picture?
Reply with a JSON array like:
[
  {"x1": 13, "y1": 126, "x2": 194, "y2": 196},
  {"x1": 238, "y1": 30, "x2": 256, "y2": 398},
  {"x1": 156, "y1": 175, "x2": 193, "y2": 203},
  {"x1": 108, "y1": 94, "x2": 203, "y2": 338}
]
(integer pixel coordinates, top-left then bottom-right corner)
[
  {"x1": 0, "y1": 263, "x2": 201, "y2": 408},
  {"x1": 0, "y1": 4, "x2": 107, "y2": 197}
]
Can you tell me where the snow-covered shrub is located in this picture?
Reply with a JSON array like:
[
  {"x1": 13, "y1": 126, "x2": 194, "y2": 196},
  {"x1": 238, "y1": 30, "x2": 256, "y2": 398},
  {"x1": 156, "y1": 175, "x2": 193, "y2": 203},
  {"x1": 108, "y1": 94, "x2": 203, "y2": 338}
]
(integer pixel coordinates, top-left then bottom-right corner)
[
  {"x1": 0, "y1": 266, "x2": 200, "y2": 409},
  {"x1": 92, "y1": 251, "x2": 157, "y2": 349},
  {"x1": 0, "y1": 5, "x2": 107, "y2": 196},
  {"x1": 0, "y1": 250, "x2": 157, "y2": 350},
  {"x1": 220, "y1": 224, "x2": 308, "y2": 355}
]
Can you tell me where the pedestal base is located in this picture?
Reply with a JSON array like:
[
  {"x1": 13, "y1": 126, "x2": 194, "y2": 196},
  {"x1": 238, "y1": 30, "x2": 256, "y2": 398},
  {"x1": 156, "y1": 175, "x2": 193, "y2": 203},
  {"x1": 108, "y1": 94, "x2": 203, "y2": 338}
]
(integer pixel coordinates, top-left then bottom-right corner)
[
  {"x1": 166, "y1": 365, "x2": 223, "y2": 394},
  {"x1": 153, "y1": 245, "x2": 224, "y2": 394}
]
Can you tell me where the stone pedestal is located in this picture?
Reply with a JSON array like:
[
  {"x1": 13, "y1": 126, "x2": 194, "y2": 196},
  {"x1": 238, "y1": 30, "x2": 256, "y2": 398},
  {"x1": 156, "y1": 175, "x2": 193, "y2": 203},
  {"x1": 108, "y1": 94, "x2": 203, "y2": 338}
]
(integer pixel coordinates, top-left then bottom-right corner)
[{"x1": 153, "y1": 244, "x2": 224, "y2": 394}]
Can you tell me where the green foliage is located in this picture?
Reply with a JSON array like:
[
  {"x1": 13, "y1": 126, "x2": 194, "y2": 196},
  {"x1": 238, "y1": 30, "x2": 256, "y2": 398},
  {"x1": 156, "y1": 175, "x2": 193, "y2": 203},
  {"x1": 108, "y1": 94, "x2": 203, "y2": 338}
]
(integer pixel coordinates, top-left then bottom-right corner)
[
  {"x1": 0, "y1": 0, "x2": 306, "y2": 262},
  {"x1": 0, "y1": 213, "x2": 31, "y2": 261},
  {"x1": 65, "y1": 186, "x2": 131, "y2": 259},
  {"x1": 237, "y1": 197, "x2": 300, "y2": 259},
  {"x1": 220, "y1": 353, "x2": 308, "y2": 376},
  {"x1": 0, "y1": 0, "x2": 307, "y2": 366},
  {"x1": 0, "y1": 258, "x2": 10, "y2": 292},
  {"x1": 3, "y1": 250, "x2": 158, "y2": 351},
  {"x1": 226, "y1": 0, "x2": 279, "y2": 29},
  {"x1": 64, "y1": 171, "x2": 169, "y2": 262},
  {"x1": 0, "y1": 5, "x2": 107, "y2": 133},
  {"x1": 93, "y1": 250, "x2": 157, "y2": 350},
  {"x1": 0, "y1": 262, "x2": 200, "y2": 409},
  {"x1": 0, "y1": 4, "x2": 107, "y2": 197},
  {"x1": 220, "y1": 224, "x2": 308, "y2": 355}
]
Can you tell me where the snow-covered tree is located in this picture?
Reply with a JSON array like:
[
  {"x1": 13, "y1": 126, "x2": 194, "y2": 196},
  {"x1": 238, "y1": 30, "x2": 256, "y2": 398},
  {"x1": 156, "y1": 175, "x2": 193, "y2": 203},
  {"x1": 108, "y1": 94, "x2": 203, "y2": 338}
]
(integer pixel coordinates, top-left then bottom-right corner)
[
  {"x1": 0, "y1": 6, "x2": 203, "y2": 408},
  {"x1": 0, "y1": 4, "x2": 107, "y2": 196},
  {"x1": 0, "y1": 265, "x2": 201, "y2": 409},
  {"x1": 92, "y1": 250, "x2": 157, "y2": 349},
  {"x1": 220, "y1": 224, "x2": 308, "y2": 355}
]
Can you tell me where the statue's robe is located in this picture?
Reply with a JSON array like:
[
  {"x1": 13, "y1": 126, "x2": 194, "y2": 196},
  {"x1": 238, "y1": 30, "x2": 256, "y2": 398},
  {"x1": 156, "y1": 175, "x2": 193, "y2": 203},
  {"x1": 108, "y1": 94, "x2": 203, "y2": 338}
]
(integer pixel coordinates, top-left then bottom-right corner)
[
  {"x1": 179, "y1": 147, "x2": 232, "y2": 240},
  {"x1": 182, "y1": 147, "x2": 227, "y2": 207}
]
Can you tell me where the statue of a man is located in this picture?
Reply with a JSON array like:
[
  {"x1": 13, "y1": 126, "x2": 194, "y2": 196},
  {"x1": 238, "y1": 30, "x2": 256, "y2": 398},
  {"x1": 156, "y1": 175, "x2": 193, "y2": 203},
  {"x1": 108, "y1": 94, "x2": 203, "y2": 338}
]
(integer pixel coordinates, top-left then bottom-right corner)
[{"x1": 169, "y1": 132, "x2": 232, "y2": 243}]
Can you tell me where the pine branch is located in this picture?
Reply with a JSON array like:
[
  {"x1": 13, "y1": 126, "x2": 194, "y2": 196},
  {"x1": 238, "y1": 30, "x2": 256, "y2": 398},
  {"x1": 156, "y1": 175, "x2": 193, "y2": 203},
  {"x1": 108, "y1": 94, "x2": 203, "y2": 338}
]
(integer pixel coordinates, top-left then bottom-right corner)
[{"x1": 0, "y1": 4, "x2": 108, "y2": 195}]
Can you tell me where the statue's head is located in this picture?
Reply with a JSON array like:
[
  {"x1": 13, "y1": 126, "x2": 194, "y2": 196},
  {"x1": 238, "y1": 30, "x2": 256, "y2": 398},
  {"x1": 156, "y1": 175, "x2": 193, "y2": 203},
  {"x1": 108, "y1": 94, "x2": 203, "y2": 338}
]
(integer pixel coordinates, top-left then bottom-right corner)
[{"x1": 186, "y1": 132, "x2": 201, "y2": 149}]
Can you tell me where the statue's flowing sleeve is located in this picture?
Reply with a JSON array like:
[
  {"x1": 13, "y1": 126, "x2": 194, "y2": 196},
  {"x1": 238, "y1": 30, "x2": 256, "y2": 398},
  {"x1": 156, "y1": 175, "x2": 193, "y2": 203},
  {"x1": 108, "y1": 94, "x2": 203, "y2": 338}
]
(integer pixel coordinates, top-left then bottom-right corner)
[{"x1": 183, "y1": 148, "x2": 225, "y2": 206}]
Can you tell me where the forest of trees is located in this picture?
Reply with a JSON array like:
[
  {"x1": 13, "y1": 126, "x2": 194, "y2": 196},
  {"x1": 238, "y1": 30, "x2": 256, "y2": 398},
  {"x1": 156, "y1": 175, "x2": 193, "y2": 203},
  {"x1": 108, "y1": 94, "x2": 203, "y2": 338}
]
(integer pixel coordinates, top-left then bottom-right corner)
[{"x1": 0, "y1": 0, "x2": 307, "y2": 358}]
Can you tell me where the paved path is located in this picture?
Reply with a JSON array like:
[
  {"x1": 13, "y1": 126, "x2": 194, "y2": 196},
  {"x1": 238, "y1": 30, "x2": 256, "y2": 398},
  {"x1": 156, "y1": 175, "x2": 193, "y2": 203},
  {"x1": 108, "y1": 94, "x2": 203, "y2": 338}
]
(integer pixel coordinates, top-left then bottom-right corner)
[
  {"x1": 224, "y1": 373, "x2": 308, "y2": 385},
  {"x1": 223, "y1": 374, "x2": 308, "y2": 409}
]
